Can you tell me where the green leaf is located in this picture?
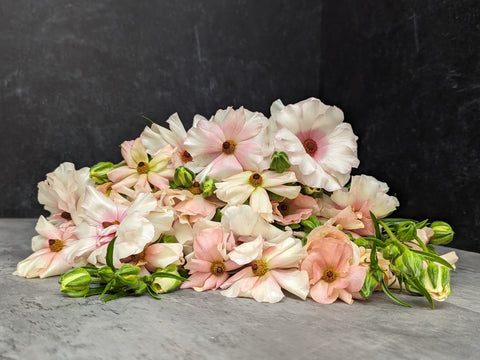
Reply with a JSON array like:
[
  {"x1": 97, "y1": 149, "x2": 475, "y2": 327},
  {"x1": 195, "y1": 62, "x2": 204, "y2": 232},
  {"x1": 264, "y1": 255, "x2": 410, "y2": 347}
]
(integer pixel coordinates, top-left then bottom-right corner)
[
  {"x1": 380, "y1": 278, "x2": 412, "y2": 307},
  {"x1": 370, "y1": 212, "x2": 382, "y2": 239},
  {"x1": 410, "y1": 249, "x2": 454, "y2": 270},
  {"x1": 106, "y1": 236, "x2": 117, "y2": 270},
  {"x1": 146, "y1": 286, "x2": 162, "y2": 300},
  {"x1": 102, "y1": 290, "x2": 131, "y2": 303},
  {"x1": 409, "y1": 278, "x2": 434, "y2": 309}
]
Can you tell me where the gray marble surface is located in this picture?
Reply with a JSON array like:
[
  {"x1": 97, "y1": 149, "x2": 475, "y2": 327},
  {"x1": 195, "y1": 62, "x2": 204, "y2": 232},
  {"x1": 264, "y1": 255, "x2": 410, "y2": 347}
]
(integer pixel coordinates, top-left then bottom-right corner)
[{"x1": 1, "y1": 219, "x2": 479, "y2": 360}]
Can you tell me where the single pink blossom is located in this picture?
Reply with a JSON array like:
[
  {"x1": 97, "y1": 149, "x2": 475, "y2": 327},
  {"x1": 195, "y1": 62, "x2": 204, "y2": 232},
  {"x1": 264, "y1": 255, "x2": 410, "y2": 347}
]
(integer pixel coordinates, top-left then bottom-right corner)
[
  {"x1": 181, "y1": 226, "x2": 241, "y2": 291},
  {"x1": 301, "y1": 225, "x2": 368, "y2": 304},
  {"x1": 184, "y1": 107, "x2": 272, "y2": 181},
  {"x1": 122, "y1": 242, "x2": 184, "y2": 276},
  {"x1": 272, "y1": 193, "x2": 320, "y2": 225}
]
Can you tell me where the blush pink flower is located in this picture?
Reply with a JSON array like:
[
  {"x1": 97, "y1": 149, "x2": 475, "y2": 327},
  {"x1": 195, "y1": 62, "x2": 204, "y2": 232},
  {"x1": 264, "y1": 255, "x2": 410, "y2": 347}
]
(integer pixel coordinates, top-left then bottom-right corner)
[
  {"x1": 271, "y1": 97, "x2": 359, "y2": 191},
  {"x1": 181, "y1": 226, "x2": 241, "y2": 291},
  {"x1": 220, "y1": 236, "x2": 309, "y2": 303},
  {"x1": 173, "y1": 189, "x2": 219, "y2": 224},
  {"x1": 14, "y1": 216, "x2": 81, "y2": 278},
  {"x1": 184, "y1": 107, "x2": 272, "y2": 181},
  {"x1": 301, "y1": 225, "x2": 368, "y2": 304},
  {"x1": 215, "y1": 170, "x2": 300, "y2": 222},
  {"x1": 318, "y1": 175, "x2": 399, "y2": 236},
  {"x1": 272, "y1": 193, "x2": 320, "y2": 226},
  {"x1": 107, "y1": 138, "x2": 174, "y2": 193},
  {"x1": 122, "y1": 242, "x2": 184, "y2": 276}
]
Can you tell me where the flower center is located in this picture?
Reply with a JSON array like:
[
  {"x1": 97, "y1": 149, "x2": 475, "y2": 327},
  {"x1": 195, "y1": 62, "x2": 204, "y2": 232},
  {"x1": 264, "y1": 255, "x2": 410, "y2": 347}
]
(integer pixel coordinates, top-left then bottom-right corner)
[
  {"x1": 189, "y1": 181, "x2": 202, "y2": 195},
  {"x1": 136, "y1": 161, "x2": 150, "y2": 174},
  {"x1": 302, "y1": 138, "x2": 318, "y2": 156},
  {"x1": 222, "y1": 140, "x2": 236, "y2": 155},
  {"x1": 210, "y1": 261, "x2": 226, "y2": 276},
  {"x1": 130, "y1": 251, "x2": 145, "y2": 264},
  {"x1": 48, "y1": 239, "x2": 64, "y2": 252},
  {"x1": 181, "y1": 150, "x2": 193, "y2": 163},
  {"x1": 248, "y1": 173, "x2": 263, "y2": 187},
  {"x1": 322, "y1": 268, "x2": 336, "y2": 283},
  {"x1": 279, "y1": 203, "x2": 289, "y2": 214},
  {"x1": 102, "y1": 220, "x2": 120, "y2": 228},
  {"x1": 251, "y1": 260, "x2": 268, "y2": 277},
  {"x1": 60, "y1": 212, "x2": 72, "y2": 221}
]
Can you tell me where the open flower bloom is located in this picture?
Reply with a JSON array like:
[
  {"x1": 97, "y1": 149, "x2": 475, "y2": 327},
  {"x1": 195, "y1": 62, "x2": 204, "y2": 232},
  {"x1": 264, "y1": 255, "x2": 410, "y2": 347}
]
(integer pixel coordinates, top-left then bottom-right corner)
[
  {"x1": 318, "y1": 175, "x2": 399, "y2": 236},
  {"x1": 37, "y1": 162, "x2": 93, "y2": 226},
  {"x1": 271, "y1": 97, "x2": 359, "y2": 191},
  {"x1": 301, "y1": 225, "x2": 368, "y2": 304},
  {"x1": 107, "y1": 138, "x2": 175, "y2": 193},
  {"x1": 181, "y1": 226, "x2": 241, "y2": 291},
  {"x1": 14, "y1": 216, "x2": 80, "y2": 278},
  {"x1": 272, "y1": 193, "x2": 320, "y2": 226},
  {"x1": 173, "y1": 189, "x2": 219, "y2": 224},
  {"x1": 215, "y1": 170, "x2": 300, "y2": 222},
  {"x1": 141, "y1": 113, "x2": 196, "y2": 168},
  {"x1": 184, "y1": 107, "x2": 272, "y2": 182},
  {"x1": 221, "y1": 236, "x2": 309, "y2": 303}
]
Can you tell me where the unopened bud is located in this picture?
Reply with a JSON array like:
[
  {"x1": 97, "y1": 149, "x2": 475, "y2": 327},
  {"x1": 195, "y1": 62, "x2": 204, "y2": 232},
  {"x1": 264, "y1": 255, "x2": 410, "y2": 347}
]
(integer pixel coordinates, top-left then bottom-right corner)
[
  {"x1": 150, "y1": 265, "x2": 182, "y2": 294},
  {"x1": 359, "y1": 272, "x2": 378, "y2": 299},
  {"x1": 59, "y1": 267, "x2": 91, "y2": 297},
  {"x1": 401, "y1": 251, "x2": 423, "y2": 278},
  {"x1": 173, "y1": 166, "x2": 195, "y2": 188},
  {"x1": 383, "y1": 243, "x2": 401, "y2": 260},
  {"x1": 300, "y1": 185, "x2": 323, "y2": 198},
  {"x1": 421, "y1": 263, "x2": 451, "y2": 301},
  {"x1": 200, "y1": 177, "x2": 217, "y2": 198},
  {"x1": 98, "y1": 266, "x2": 114, "y2": 282},
  {"x1": 270, "y1": 151, "x2": 291, "y2": 173},
  {"x1": 115, "y1": 264, "x2": 140, "y2": 288},
  {"x1": 397, "y1": 221, "x2": 417, "y2": 242},
  {"x1": 429, "y1": 221, "x2": 454, "y2": 245},
  {"x1": 90, "y1": 162, "x2": 121, "y2": 185}
]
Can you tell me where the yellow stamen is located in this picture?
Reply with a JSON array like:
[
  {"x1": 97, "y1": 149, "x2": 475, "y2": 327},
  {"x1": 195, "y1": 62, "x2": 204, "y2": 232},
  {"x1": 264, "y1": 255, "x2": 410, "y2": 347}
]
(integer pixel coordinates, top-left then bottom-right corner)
[
  {"x1": 302, "y1": 138, "x2": 318, "y2": 156},
  {"x1": 251, "y1": 260, "x2": 268, "y2": 277},
  {"x1": 210, "y1": 261, "x2": 226, "y2": 276},
  {"x1": 189, "y1": 181, "x2": 202, "y2": 195},
  {"x1": 181, "y1": 150, "x2": 193, "y2": 163},
  {"x1": 48, "y1": 239, "x2": 64, "y2": 252},
  {"x1": 137, "y1": 161, "x2": 150, "y2": 174},
  {"x1": 322, "y1": 268, "x2": 336, "y2": 283},
  {"x1": 102, "y1": 220, "x2": 120, "y2": 228},
  {"x1": 248, "y1": 173, "x2": 263, "y2": 187},
  {"x1": 222, "y1": 140, "x2": 236, "y2": 155}
]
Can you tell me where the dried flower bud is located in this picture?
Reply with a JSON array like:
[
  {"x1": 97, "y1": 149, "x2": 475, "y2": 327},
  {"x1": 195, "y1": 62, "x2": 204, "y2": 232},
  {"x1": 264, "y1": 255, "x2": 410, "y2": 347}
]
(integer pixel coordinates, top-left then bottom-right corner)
[
  {"x1": 59, "y1": 268, "x2": 91, "y2": 297},
  {"x1": 429, "y1": 221, "x2": 454, "y2": 245}
]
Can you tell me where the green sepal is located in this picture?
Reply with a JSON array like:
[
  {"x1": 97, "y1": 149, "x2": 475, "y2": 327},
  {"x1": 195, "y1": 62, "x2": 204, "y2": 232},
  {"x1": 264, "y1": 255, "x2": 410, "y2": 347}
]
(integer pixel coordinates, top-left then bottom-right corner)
[{"x1": 106, "y1": 236, "x2": 117, "y2": 270}]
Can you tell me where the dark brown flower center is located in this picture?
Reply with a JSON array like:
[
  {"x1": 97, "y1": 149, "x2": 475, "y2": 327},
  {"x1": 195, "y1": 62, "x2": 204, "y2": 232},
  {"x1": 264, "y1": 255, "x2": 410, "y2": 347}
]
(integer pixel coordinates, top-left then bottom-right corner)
[
  {"x1": 210, "y1": 261, "x2": 226, "y2": 276},
  {"x1": 102, "y1": 220, "x2": 120, "y2": 228},
  {"x1": 302, "y1": 138, "x2": 318, "y2": 156},
  {"x1": 251, "y1": 260, "x2": 268, "y2": 277},
  {"x1": 279, "y1": 203, "x2": 289, "y2": 213},
  {"x1": 248, "y1": 173, "x2": 263, "y2": 187},
  {"x1": 60, "y1": 212, "x2": 72, "y2": 221},
  {"x1": 322, "y1": 268, "x2": 336, "y2": 283},
  {"x1": 222, "y1": 140, "x2": 236, "y2": 155},
  {"x1": 136, "y1": 161, "x2": 150, "y2": 174},
  {"x1": 181, "y1": 150, "x2": 193, "y2": 163},
  {"x1": 189, "y1": 181, "x2": 202, "y2": 195},
  {"x1": 48, "y1": 239, "x2": 64, "y2": 252}
]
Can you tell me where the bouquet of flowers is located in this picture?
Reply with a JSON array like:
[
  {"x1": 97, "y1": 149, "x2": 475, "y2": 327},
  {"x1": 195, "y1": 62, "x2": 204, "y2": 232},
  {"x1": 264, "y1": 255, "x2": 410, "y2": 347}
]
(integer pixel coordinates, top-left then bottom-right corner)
[{"x1": 14, "y1": 97, "x2": 457, "y2": 307}]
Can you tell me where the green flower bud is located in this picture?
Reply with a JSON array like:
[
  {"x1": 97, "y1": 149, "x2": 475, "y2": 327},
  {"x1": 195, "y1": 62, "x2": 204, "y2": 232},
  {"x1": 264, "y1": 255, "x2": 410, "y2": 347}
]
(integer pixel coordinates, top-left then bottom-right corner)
[
  {"x1": 359, "y1": 272, "x2": 378, "y2": 298},
  {"x1": 383, "y1": 243, "x2": 401, "y2": 260},
  {"x1": 421, "y1": 263, "x2": 451, "y2": 301},
  {"x1": 59, "y1": 268, "x2": 92, "y2": 297},
  {"x1": 401, "y1": 251, "x2": 423, "y2": 278},
  {"x1": 134, "y1": 281, "x2": 148, "y2": 295},
  {"x1": 270, "y1": 151, "x2": 291, "y2": 173},
  {"x1": 405, "y1": 281, "x2": 421, "y2": 295},
  {"x1": 300, "y1": 185, "x2": 324, "y2": 198},
  {"x1": 115, "y1": 264, "x2": 141, "y2": 289},
  {"x1": 98, "y1": 266, "x2": 114, "y2": 282},
  {"x1": 150, "y1": 266, "x2": 182, "y2": 294},
  {"x1": 200, "y1": 177, "x2": 217, "y2": 198},
  {"x1": 353, "y1": 237, "x2": 370, "y2": 248},
  {"x1": 161, "y1": 235, "x2": 177, "y2": 243},
  {"x1": 90, "y1": 162, "x2": 119, "y2": 185},
  {"x1": 397, "y1": 221, "x2": 417, "y2": 242},
  {"x1": 429, "y1": 221, "x2": 454, "y2": 245},
  {"x1": 173, "y1": 166, "x2": 195, "y2": 188}
]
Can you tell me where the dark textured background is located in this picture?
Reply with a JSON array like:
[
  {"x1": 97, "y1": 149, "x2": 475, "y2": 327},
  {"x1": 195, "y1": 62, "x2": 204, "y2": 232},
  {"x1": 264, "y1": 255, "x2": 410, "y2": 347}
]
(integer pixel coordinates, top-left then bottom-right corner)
[{"x1": 1, "y1": 1, "x2": 479, "y2": 251}]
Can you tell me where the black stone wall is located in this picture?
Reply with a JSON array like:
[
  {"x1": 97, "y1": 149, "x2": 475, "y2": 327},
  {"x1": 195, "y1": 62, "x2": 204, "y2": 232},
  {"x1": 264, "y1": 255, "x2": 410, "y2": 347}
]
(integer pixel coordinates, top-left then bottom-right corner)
[{"x1": 1, "y1": 1, "x2": 478, "y2": 251}]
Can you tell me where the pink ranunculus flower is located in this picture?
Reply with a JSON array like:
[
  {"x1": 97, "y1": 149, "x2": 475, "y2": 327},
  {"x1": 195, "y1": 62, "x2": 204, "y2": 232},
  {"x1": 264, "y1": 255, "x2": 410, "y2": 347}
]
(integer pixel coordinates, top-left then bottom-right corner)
[
  {"x1": 220, "y1": 236, "x2": 309, "y2": 303},
  {"x1": 184, "y1": 107, "x2": 273, "y2": 182},
  {"x1": 172, "y1": 189, "x2": 219, "y2": 225},
  {"x1": 107, "y1": 138, "x2": 175, "y2": 193},
  {"x1": 14, "y1": 216, "x2": 82, "y2": 278},
  {"x1": 272, "y1": 193, "x2": 320, "y2": 226},
  {"x1": 181, "y1": 226, "x2": 241, "y2": 291},
  {"x1": 37, "y1": 162, "x2": 93, "y2": 226},
  {"x1": 301, "y1": 225, "x2": 368, "y2": 304},
  {"x1": 141, "y1": 113, "x2": 198, "y2": 169},
  {"x1": 271, "y1": 97, "x2": 359, "y2": 191},
  {"x1": 318, "y1": 174, "x2": 400, "y2": 236},
  {"x1": 215, "y1": 170, "x2": 300, "y2": 222}
]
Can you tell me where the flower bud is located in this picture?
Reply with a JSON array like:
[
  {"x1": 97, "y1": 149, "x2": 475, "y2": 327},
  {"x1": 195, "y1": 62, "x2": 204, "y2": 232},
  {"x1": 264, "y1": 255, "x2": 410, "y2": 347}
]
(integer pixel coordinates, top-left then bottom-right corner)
[
  {"x1": 353, "y1": 237, "x2": 370, "y2": 248},
  {"x1": 200, "y1": 177, "x2": 217, "y2": 198},
  {"x1": 383, "y1": 243, "x2": 401, "y2": 260},
  {"x1": 90, "y1": 162, "x2": 118, "y2": 185},
  {"x1": 359, "y1": 272, "x2": 378, "y2": 299},
  {"x1": 98, "y1": 266, "x2": 114, "y2": 282},
  {"x1": 429, "y1": 221, "x2": 454, "y2": 245},
  {"x1": 59, "y1": 267, "x2": 92, "y2": 297},
  {"x1": 397, "y1": 221, "x2": 417, "y2": 242},
  {"x1": 150, "y1": 266, "x2": 182, "y2": 294},
  {"x1": 300, "y1": 185, "x2": 323, "y2": 198},
  {"x1": 270, "y1": 151, "x2": 291, "y2": 173},
  {"x1": 173, "y1": 166, "x2": 195, "y2": 188},
  {"x1": 161, "y1": 235, "x2": 177, "y2": 243},
  {"x1": 134, "y1": 281, "x2": 148, "y2": 295},
  {"x1": 115, "y1": 264, "x2": 141, "y2": 288},
  {"x1": 401, "y1": 251, "x2": 423, "y2": 278},
  {"x1": 421, "y1": 263, "x2": 451, "y2": 301}
]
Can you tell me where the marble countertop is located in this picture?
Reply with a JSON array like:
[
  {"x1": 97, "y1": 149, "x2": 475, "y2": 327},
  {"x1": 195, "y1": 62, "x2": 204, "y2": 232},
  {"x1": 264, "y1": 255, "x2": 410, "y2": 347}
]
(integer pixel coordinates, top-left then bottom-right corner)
[{"x1": 1, "y1": 218, "x2": 479, "y2": 360}]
